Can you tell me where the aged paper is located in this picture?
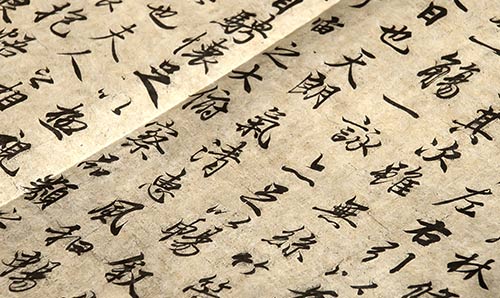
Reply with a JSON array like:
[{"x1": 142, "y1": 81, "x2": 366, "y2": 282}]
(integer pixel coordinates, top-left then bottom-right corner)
[
  {"x1": 0, "y1": 0, "x2": 339, "y2": 203},
  {"x1": 0, "y1": 0, "x2": 499, "y2": 297}
]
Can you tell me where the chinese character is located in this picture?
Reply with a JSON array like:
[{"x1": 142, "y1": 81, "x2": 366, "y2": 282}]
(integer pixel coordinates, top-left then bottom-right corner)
[
  {"x1": 405, "y1": 219, "x2": 452, "y2": 246},
  {"x1": 325, "y1": 48, "x2": 376, "y2": 89},
  {"x1": 29, "y1": 67, "x2": 54, "y2": 89},
  {"x1": 402, "y1": 281, "x2": 459, "y2": 298},
  {"x1": 0, "y1": 81, "x2": 27, "y2": 111},
  {"x1": 58, "y1": 50, "x2": 91, "y2": 81},
  {"x1": 272, "y1": 0, "x2": 303, "y2": 15},
  {"x1": 415, "y1": 138, "x2": 461, "y2": 172},
  {"x1": 0, "y1": 0, "x2": 30, "y2": 23},
  {"x1": 370, "y1": 162, "x2": 422, "y2": 197},
  {"x1": 263, "y1": 41, "x2": 300, "y2": 70},
  {"x1": 231, "y1": 252, "x2": 269, "y2": 275},
  {"x1": 159, "y1": 218, "x2": 223, "y2": 256},
  {"x1": 433, "y1": 187, "x2": 492, "y2": 217},
  {"x1": 313, "y1": 196, "x2": 369, "y2": 229},
  {"x1": 211, "y1": 10, "x2": 274, "y2": 44},
  {"x1": 289, "y1": 71, "x2": 341, "y2": 109},
  {"x1": 45, "y1": 224, "x2": 93, "y2": 255},
  {"x1": 78, "y1": 154, "x2": 119, "y2": 177},
  {"x1": 236, "y1": 107, "x2": 285, "y2": 149},
  {"x1": 139, "y1": 168, "x2": 186, "y2": 203},
  {"x1": 91, "y1": 24, "x2": 137, "y2": 63},
  {"x1": 362, "y1": 241, "x2": 399, "y2": 262},
  {"x1": 105, "y1": 252, "x2": 153, "y2": 298},
  {"x1": 228, "y1": 64, "x2": 263, "y2": 93},
  {"x1": 240, "y1": 182, "x2": 289, "y2": 216},
  {"x1": 0, "y1": 130, "x2": 30, "y2": 176},
  {"x1": 182, "y1": 38, "x2": 228, "y2": 74},
  {"x1": 311, "y1": 16, "x2": 344, "y2": 35},
  {"x1": 147, "y1": 4, "x2": 177, "y2": 30},
  {"x1": 417, "y1": 51, "x2": 479, "y2": 99},
  {"x1": 95, "y1": 0, "x2": 123, "y2": 13},
  {"x1": 23, "y1": 175, "x2": 78, "y2": 210},
  {"x1": 39, "y1": 103, "x2": 88, "y2": 140},
  {"x1": 183, "y1": 275, "x2": 231, "y2": 297},
  {"x1": 88, "y1": 199, "x2": 144, "y2": 236},
  {"x1": 121, "y1": 120, "x2": 178, "y2": 160},
  {"x1": 0, "y1": 27, "x2": 36, "y2": 58},
  {"x1": 0, "y1": 251, "x2": 60, "y2": 292},
  {"x1": 331, "y1": 116, "x2": 381, "y2": 156},
  {"x1": 449, "y1": 106, "x2": 498, "y2": 145},
  {"x1": 281, "y1": 153, "x2": 325, "y2": 187},
  {"x1": 417, "y1": 1, "x2": 467, "y2": 26},
  {"x1": 190, "y1": 139, "x2": 246, "y2": 177},
  {"x1": 469, "y1": 36, "x2": 500, "y2": 57},
  {"x1": 0, "y1": 207, "x2": 21, "y2": 229},
  {"x1": 380, "y1": 25, "x2": 412, "y2": 55},
  {"x1": 182, "y1": 85, "x2": 230, "y2": 120},
  {"x1": 350, "y1": 282, "x2": 378, "y2": 296},
  {"x1": 134, "y1": 60, "x2": 180, "y2": 108},
  {"x1": 447, "y1": 253, "x2": 494, "y2": 290},
  {"x1": 288, "y1": 285, "x2": 338, "y2": 297},
  {"x1": 173, "y1": 31, "x2": 206, "y2": 55},
  {"x1": 34, "y1": 2, "x2": 87, "y2": 38},
  {"x1": 262, "y1": 226, "x2": 316, "y2": 262}
]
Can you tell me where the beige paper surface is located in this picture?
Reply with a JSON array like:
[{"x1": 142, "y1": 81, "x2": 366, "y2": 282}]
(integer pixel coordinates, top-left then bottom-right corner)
[
  {"x1": 0, "y1": 0, "x2": 339, "y2": 203},
  {"x1": 0, "y1": 0, "x2": 499, "y2": 297}
]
